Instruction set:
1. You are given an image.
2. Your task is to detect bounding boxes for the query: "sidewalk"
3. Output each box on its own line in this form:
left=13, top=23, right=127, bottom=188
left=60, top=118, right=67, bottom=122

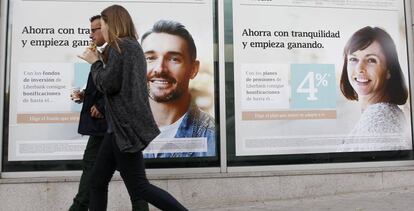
left=193, top=186, right=414, bottom=211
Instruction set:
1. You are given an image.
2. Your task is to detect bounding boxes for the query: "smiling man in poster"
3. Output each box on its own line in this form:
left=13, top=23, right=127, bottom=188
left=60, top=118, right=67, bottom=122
left=141, top=20, right=216, bottom=158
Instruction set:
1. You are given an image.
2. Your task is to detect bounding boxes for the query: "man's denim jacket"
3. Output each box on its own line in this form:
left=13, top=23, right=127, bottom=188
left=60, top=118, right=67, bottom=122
left=144, top=103, right=216, bottom=158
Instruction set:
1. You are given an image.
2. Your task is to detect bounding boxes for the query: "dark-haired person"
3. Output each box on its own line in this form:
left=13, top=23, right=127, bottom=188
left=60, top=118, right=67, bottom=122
left=78, top=5, right=187, bottom=211
left=69, top=15, right=107, bottom=211
left=340, top=26, right=409, bottom=150
left=141, top=20, right=215, bottom=158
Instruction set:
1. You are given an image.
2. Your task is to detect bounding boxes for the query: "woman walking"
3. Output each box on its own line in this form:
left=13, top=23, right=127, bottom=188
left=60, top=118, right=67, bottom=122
left=78, top=4, right=188, bottom=211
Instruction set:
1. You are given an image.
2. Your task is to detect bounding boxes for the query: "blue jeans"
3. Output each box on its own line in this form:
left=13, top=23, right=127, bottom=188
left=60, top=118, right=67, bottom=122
left=89, top=133, right=188, bottom=211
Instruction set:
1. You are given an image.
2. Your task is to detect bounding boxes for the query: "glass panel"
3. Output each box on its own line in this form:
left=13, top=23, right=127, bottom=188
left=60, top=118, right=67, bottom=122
left=2, top=0, right=220, bottom=172
left=226, top=0, right=413, bottom=166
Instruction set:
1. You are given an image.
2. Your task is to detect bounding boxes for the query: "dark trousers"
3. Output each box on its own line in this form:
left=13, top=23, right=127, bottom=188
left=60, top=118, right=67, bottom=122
left=69, top=135, right=149, bottom=211
left=89, top=133, right=188, bottom=211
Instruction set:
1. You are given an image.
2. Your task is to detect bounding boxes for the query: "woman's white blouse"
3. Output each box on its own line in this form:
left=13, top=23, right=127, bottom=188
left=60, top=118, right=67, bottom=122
left=350, top=102, right=406, bottom=136
left=339, top=102, right=409, bottom=152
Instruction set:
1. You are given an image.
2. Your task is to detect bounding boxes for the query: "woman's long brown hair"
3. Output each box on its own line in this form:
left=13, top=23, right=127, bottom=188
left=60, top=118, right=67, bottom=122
left=100, top=5, right=138, bottom=53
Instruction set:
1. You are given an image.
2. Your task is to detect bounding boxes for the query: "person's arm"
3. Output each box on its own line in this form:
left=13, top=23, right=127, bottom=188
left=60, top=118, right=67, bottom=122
left=70, top=89, right=85, bottom=103
left=94, top=95, right=106, bottom=115
left=90, top=105, right=104, bottom=118
left=90, top=48, right=123, bottom=95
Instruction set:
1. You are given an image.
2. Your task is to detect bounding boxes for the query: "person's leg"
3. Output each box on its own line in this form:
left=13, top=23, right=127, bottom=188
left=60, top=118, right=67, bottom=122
left=88, top=134, right=116, bottom=211
left=132, top=199, right=149, bottom=211
left=69, top=135, right=103, bottom=211
left=113, top=144, right=187, bottom=211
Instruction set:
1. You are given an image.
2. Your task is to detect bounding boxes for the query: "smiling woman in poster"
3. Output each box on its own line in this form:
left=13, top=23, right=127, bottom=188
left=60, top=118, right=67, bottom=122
left=339, top=26, right=409, bottom=151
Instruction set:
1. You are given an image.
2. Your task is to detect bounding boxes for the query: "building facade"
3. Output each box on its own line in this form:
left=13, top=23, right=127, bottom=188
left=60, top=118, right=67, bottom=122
left=1, top=0, right=414, bottom=210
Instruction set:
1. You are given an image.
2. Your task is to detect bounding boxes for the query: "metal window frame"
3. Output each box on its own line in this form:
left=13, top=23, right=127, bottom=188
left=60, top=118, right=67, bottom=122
left=0, top=0, right=9, bottom=176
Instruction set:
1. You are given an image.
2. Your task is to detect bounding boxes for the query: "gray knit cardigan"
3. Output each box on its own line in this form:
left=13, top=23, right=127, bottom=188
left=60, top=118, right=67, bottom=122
left=91, top=37, right=160, bottom=153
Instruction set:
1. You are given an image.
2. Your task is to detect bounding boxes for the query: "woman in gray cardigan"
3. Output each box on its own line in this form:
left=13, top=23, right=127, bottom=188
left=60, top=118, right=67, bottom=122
left=78, top=4, right=187, bottom=211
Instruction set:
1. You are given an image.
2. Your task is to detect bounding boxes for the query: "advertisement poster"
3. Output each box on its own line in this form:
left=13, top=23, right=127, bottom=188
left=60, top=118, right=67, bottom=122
left=8, top=0, right=215, bottom=160
left=233, top=0, right=412, bottom=156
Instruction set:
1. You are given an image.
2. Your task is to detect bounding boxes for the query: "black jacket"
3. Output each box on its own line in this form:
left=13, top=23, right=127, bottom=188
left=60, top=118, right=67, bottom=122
left=77, top=73, right=107, bottom=136
left=91, top=37, right=160, bottom=153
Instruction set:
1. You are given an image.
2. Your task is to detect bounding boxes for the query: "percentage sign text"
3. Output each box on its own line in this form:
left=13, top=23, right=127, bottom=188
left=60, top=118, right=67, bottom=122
left=296, top=71, right=323, bottom=101
left=316, top=73, right=329, bottom=87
